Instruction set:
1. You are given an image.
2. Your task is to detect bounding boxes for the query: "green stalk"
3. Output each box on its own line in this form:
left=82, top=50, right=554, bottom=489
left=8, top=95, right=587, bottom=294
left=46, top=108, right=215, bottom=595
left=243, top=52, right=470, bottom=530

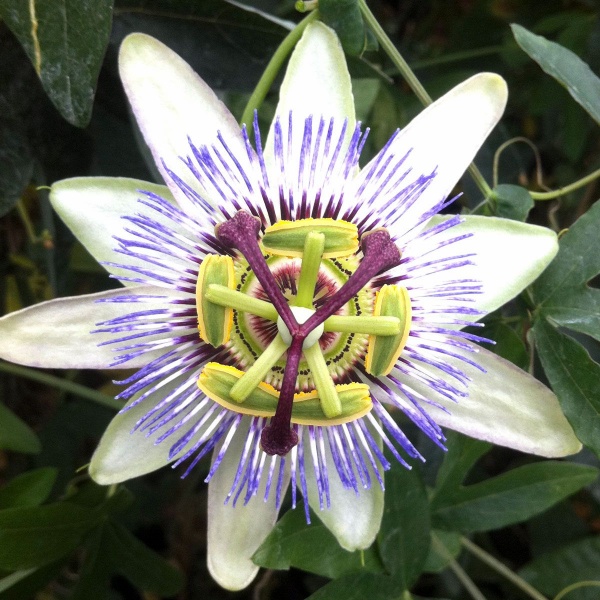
left=431, top=533, right=487, bottom=600
left=554, top=581, right=600, bottom=600
left=240, top=9, right=320, bottom=133
left=461, top=537, right=549, bottom=600
left=0, top=360, right=122, bottom=411
left=358, top=0, right=493, bottom=199
left=529, top=167, right=600, bottom=200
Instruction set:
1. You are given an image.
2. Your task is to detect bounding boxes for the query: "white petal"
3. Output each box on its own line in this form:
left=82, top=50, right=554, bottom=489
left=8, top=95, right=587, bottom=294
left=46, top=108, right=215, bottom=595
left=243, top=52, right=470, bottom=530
left=398, top=347, right=581, bottom=457
left=50, top=177, right=175, bottom=283
left=119, top=33, right=245, bottom=215
left=264, top=21, right=355, bottom=185
left=90, top=371, right=209, bottom=483
left=269, top=21, right=355, bottom=131
left=421, top=215, right=559, bottom=321
left=0, top=286, right=174, bottom=369
left=304, top=428, right=384, bottom=551
left=352, top=73, right=507, bottom=236
left=207, top=421, right=286, bottom=591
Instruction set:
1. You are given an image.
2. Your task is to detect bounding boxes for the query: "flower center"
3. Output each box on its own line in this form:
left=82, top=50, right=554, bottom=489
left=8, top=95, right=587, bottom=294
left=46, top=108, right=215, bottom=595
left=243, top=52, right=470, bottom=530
left=196, top=210, right=411, bottom=456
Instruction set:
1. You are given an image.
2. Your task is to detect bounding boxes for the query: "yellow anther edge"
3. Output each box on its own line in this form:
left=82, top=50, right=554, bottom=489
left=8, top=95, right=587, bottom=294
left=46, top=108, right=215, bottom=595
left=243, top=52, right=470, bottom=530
left=196, top=255, right=235, bottom=347
left=365, top=285, right=412, bottom=376
left=261, top=218, right=359, bottom=258
left=198, top=362, right=373, bottom=425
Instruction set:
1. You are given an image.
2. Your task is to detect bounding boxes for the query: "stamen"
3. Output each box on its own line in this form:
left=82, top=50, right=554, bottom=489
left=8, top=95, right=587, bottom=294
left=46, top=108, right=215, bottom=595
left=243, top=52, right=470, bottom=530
left=295, top=231, right=325, bottom=308
left=303, top=344, right=342, bottom=418
left=324, top=315, right=401, bottom=336
left=230, top=334, right=289, bottom=402
left=205, top=284, right=278, bottom=321
left=301, top=228, right=402, bottom=334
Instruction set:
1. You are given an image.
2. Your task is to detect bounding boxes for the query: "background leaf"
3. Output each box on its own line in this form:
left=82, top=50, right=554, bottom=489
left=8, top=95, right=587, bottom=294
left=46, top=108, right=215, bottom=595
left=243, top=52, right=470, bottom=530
left=533, top=200, right=600, bottom=342
left=0, top=468, right=57, bottom=509
left=491, top=184, right=534, bottom=221
left=378, top=465, right=430, bottom=587
left=520, top=536, right=600, bottom=600
left=253, top=506, right=383, bottom=578
left=0, top=0, right=114, bottom=127
left=512, top=24, right=600, bottom=125
left=0, top=503, right=101, bottom=570
left=108, top=522, right=184, bottom=595
left=0, top=402, right=40, bottom=454
left=533, top=319, right=600, bottom=458
left=432, top=462, right=598, bottom=533
left=307, top=572, right=405, bottom=600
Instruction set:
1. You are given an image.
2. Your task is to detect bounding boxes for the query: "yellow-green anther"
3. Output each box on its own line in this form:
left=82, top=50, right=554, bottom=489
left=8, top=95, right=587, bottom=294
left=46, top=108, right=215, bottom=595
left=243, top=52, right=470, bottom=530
left=303, top=343, right=342, bottom=418
left=261, top=218, right=359, bottom=258
left=196, top=255, right=235, bottom=347
left=365, top=285, right=412, bottom=376
left=295, top=231, right=325, bottom=308
left=230, top=334, right=289, bottom=402
left=198, top=363, right=372, bottom=425
left=205, top=284, right=278, bottom=321
left=324, top=315, right=401, bottom=336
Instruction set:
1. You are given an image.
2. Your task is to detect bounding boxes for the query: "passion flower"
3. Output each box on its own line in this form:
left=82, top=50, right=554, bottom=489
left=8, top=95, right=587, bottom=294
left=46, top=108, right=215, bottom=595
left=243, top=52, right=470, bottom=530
left=0, top=22, right=579, bottom=591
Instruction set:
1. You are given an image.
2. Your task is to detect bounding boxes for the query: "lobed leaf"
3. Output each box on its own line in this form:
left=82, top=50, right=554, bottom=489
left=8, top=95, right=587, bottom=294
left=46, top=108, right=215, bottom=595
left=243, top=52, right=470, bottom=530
left=533, top=200, right=600, bottom=343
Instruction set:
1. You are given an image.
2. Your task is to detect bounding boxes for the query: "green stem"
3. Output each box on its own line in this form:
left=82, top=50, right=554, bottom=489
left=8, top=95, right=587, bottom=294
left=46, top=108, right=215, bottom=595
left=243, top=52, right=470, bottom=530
left=431, top=534, right=487, bottom=600
left=15, top=199, right=39, bottom=244
left=529, top=167, right=600, bottom=200
left=461, top=537, right=549, bottom=600
left=358, top=0, right=493, bottom=199
left=553, top=581, right=600, bottom=600
left=240, top=9, right=320, bottom=133
left=0, top=360, right=122, bottom=411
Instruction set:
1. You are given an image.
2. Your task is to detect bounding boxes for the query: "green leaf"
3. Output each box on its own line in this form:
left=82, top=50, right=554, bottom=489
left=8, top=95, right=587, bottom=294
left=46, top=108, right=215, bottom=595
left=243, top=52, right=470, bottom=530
left=252, top=506, right=383, bottom=578
left=483, top=320, right=529, bottom=370
left=319, top=0, right=372, bottom=56
left=0, top=468, right=57, bottom=509
left=533, top=200, right=600, bottom=342
left=0, top=503, right=101, bottom=569
left=424, top=530, right=462, bottom=573
left=0, top=0, right=113, bottom=127
left=431, top=432, right=491, bottom=502
left=108, top=522, right=184, bottom=595
left=533, top=319, right=600, bottom=458
left=68, top=521, right=183, bottom=599
left=491, top=184, right=534, bottom=221
left=432, top=461, right=597, bottom=533
left=0, top=109, right=33, bottom=217
left=520, top=536, right=600, bottom=600
left=0, top=559, right=67, bottom=600
left=113, top=0, right=287, bottom=92
left=511, top=24, right=600, bottom=126
left=0, top=402, right=41, bottom=454
left=378, top=466, right=430, bottom=587
left=69, top=526, right=112, bottom=600
left=307, top=572, right=405, bottom=600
